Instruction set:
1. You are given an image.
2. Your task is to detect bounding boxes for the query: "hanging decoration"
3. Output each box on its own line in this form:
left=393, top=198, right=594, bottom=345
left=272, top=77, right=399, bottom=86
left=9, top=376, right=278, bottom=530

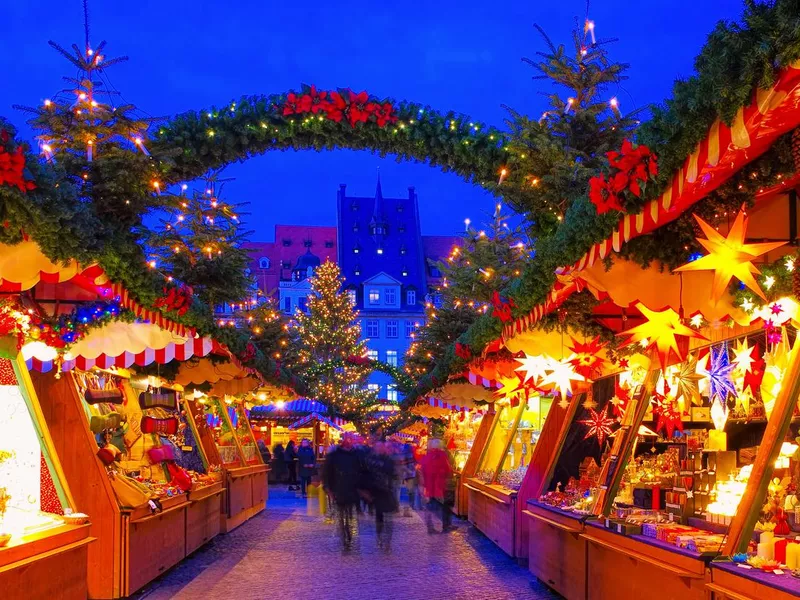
left=0, top=130, right=36, bottom=193
left=669, top=354, right=704, bottom=408
left=515, top=352, right=552, bottom=385
left=742, top=343, right=765, bottom=395
left=674, top=210, right=786, bottom=303
left=490, top=291, right=516, bottom=322
left=708, top=343, right=737, bottom=404
left=619, top=302, right=706, bottom=368
left=153, top=283, right=193, bottom=316
left=541, top=357, right=585, bottom=408
left=588, top=139, right=658, bottom=215
left=610, top=379, right=631, bottom=418
left=578, top=404, right=616, bottom=447
left=567, top=336, right=607, bottom=379
left=761, top=330, right=789, bottom=419
left=654, top=397, right=684, bottom=439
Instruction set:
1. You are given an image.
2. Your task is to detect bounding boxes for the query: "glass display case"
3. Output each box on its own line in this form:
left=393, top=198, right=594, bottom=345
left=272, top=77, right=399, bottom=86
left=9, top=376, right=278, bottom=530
left=227, top=400, right=262, bottom=465
left=445, top=411, right=483, bottom=473
left=199, top=396, right=244, bottom=468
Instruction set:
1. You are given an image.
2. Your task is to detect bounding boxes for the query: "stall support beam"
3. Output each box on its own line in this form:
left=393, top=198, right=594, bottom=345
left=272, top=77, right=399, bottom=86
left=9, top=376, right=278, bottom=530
left=723, top=334, right=800, bottom=555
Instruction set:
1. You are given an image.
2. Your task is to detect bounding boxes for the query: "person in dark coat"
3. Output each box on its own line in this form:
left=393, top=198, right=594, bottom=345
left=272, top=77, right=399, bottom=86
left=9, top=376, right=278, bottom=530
left=322, top=435, right=364, bottom=550
left=365, top=441, right=399, bottom=550
left=285, top=440, right=298, bottom=490
left=272, top=443, right=286, bottom=483
left=257, top=439, right=271, bottom=466
left=297, top=438, right=316, bottom=498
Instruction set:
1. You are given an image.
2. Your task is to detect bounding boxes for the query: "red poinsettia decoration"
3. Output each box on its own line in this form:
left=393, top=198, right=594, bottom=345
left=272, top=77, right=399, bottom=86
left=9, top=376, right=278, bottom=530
left=0, top=311, right=26, bottom=350
left=0, top=130, right=36, bottom=193
left=589, top=139, right=657, bottom=215
left=346, top=354, right=371, bottom=366
left=455, top=343, right=472, bottom=360
left=568, top=336, right=607, bottom=379
left=239, top=342, right=256, bottom=364
left=153, top=283, right=193, bottom=316
left=491, top=291, right=516, bottom=323
left=280, top=87, right=398, bottom=129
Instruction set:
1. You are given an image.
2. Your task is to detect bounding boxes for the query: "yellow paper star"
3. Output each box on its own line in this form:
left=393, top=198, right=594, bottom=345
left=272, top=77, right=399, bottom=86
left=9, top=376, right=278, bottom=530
left=674, top=210, right=786, bottom=302
left=541, top=356, right=585, bottom=401
left=515, top=353, right=551, bottom=385
left=731, top=339, right=757, bottom=374
left=621, top=303, right=706, bottom=368
left=761, top=331, right=789, bottom=418
left=669, top=354, right=704, bottom=407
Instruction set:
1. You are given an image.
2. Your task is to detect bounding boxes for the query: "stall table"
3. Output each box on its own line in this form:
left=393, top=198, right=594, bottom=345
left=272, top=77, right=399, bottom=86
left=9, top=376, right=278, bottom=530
left=709, top=561, right=800, bottom=600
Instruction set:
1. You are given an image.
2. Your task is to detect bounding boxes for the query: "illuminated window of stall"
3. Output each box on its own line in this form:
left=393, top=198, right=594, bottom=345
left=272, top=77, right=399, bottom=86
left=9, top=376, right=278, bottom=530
left=230, top=401, right=261, bottom=465
left=474, top=401, right=523, bottom=486
left=495, top=393, right=552, bottom=491
left=201, top=397, right=244, bottom=467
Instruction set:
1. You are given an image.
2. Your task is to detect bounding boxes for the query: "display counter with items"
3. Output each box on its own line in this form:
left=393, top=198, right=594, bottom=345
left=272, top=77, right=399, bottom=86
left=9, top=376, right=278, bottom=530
left=184, top=394, right=267, bottom=532
left=465, top=392, right=556, bottom=556
left=0, top=351, right=92, bottom=600
left=228, top=398, right=269, bottom=512
left=443, top=408, right=488, bottom=517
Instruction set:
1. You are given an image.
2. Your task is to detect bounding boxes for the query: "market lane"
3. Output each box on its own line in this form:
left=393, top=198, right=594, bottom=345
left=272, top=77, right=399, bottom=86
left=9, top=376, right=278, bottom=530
left=133, top=488, right=560, bottom=600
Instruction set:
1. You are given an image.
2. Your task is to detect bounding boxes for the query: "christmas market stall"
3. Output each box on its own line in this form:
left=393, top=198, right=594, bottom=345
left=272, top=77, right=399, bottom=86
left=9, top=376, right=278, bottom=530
left=250, top=399, right=340, bottom=459
left=177, top=359, right=269, bottom=533
left=0, top=336, right=92, bottom=600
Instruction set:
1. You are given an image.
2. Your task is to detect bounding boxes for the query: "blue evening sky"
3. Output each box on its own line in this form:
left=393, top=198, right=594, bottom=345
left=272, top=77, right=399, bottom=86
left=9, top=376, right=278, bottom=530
left=2, top=1, right=741, bottom=239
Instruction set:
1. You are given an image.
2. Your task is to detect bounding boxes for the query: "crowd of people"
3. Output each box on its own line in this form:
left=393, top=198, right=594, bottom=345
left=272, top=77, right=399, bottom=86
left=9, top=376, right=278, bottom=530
left=260, top=433, right=457, bottom=551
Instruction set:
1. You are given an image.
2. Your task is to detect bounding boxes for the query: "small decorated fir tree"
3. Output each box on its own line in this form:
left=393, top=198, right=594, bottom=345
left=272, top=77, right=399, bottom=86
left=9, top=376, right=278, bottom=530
left=295, top=261, right=375, bottom=418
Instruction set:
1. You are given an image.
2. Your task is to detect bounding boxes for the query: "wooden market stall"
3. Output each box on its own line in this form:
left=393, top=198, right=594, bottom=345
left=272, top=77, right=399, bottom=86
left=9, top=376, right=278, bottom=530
left=0, top=347, right=93, bottom=600
left=250, top=399, right=337, bottom=460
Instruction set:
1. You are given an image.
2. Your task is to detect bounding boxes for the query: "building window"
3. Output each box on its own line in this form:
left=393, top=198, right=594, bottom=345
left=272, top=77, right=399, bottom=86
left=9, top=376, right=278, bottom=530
left=281, top=260, right=291, bottom=269
left=325, top=240, right=334, bottom=248
left=298, top=297, right=308, bottom=313
left=259, top=257, right=270, bottom=269
left=347, top=289, right=357, bottom=305
left=351, top=201, right=358, bottom=211
left=384, top=288, right=396, bottom=305
left=397, top=202, right=404, bottom=212
left=283, top=297, right=292, bottom=313
left=368, top=289, right=380, bottom=304
left=405, top=320, right=417, bottom=338
left=366, top=320, right=379, bottom=338
left=386, top=350, right=398, bottom=367
left=401, top=267, right=408, bottom=277
left=304, top=239, right=312, bottom=248
left=433, top=293, right=443, bottom=308
left=353, top=246, right=360, bottom=254
left=282, top=239, right=292, bottom=247
left=368, top=383, right=380, bottom=396
left=387, top=384, right=398, bottom=402
left=367, top=349, right=378, bottom=361
left=407, top=290, right=416, bottom=306
left=399, top=245, right=407, bottom=255
left=398, top=224, right=406, bottom=233
left=429, top=265, right=441, bottom=278
left=386, top=320, right=398, bottom=338
left=354, top=266, right=361, bottom=276
left=353, top=223, right=359, bottom=232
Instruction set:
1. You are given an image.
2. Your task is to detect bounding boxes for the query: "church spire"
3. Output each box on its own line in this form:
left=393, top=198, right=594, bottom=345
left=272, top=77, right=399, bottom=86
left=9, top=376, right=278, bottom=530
left=373, top=168, right=385, bottom=223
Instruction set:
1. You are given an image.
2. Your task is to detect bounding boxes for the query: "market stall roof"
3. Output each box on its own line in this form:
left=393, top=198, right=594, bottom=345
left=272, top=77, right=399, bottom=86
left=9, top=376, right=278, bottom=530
left=288, top=412, right=346, bottom=431
left=250, top=399, right=329, bottom=417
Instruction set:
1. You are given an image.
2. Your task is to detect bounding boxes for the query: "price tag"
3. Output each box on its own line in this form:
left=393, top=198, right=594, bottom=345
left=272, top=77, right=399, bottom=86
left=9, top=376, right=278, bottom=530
left=774, top=570, right=785, bottom=575
left=182, top=446, right=193, bottom=452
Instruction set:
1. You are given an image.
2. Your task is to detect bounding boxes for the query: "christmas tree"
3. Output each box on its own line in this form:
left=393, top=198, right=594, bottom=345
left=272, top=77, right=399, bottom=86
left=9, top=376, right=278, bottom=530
left=146, top=171, right=254, bottom=309
left=239, top=298, right=300, bottom=365
left=502, top=20, right=640, bottom=235
left=295, top=261, right=375, bottom=418
left=15, top=34, right=165, bottom=233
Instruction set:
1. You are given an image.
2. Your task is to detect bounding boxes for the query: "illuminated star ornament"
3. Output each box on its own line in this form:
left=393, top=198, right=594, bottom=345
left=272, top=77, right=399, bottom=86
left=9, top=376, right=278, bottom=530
left=674, top=209, right=786, bottom=303
left=610, top=380, right=631, bottom=418
left=708, top=343, right=737, bottom=403
left=515, top=353, right=551, bottom=385
left=654, top=398, right=684, bottom=439
left=731, top=339, right=758, bottom=374
left=567, top=336, right=607, bottom=379
left=620, top=302, right=706, bottom=368
left=541, top=357, right=585, bottom=408
left=670, top=354, right=704, bottom=407
left=579, top=405, right=616, bottom=447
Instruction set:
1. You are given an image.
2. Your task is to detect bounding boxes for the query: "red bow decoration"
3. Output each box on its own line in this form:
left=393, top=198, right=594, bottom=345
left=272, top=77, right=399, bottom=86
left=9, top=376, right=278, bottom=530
left=153, top=283, right=193, bottom=315
left=281, top=88, right=398, bottom=129
left=491, top=291, right=515, bottom=323
left=455, top=343, right=472, bottom=360
left=589, top=139, right=657, bottom=215
left=0, top=131, right=36, bottom=193
left=239, top=342, right=256, bottom=364
left=346, top=354, right=371, bottom=366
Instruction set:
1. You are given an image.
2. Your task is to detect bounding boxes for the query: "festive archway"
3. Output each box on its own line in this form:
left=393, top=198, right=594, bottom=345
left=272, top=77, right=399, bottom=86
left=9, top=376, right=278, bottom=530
left=153, top=86, right=527, bottom=204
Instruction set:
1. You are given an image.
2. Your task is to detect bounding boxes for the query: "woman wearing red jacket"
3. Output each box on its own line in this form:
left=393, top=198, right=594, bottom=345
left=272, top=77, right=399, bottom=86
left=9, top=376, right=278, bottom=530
left=420, top=438, right=454, bottom=533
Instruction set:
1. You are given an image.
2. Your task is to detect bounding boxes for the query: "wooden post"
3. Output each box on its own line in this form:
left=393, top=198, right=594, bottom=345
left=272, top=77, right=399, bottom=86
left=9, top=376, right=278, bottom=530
left=593, top=367, right=661, bottom=517
left=723, top=335, right=800, bottom=554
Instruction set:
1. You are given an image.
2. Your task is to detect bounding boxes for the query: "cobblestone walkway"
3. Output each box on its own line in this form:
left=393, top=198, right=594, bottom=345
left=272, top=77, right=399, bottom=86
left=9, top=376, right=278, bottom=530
left=134, top=487, right=560, bottom=600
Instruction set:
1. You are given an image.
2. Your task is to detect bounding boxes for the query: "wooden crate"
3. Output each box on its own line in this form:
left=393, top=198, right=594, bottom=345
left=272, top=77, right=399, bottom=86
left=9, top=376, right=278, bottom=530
left=0, top=524, right=93, bottom=600
left=465, top=479, right=517, bottom=556
left=186, top=483, right=223, bottom=556
left=126, top=501, right=187, bottom=595
left=525, top=505, right=587, bottom=600
left=708, top=565, right=799, bottom=600
left=582, top=526, right=707, bottom=600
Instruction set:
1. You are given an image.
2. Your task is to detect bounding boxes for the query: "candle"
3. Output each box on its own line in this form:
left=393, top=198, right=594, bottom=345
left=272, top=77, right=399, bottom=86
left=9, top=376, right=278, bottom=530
left=775, top=539, right=788, bottom=564
left=757, top=541, right=774, bottom=561
left=761, top=531, right=774, bottom=544
left=787, top=543, right=800, bottom=569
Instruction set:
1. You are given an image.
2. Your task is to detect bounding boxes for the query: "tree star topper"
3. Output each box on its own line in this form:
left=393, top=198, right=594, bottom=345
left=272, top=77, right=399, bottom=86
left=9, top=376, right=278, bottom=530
left=674, top=210, right=786, bottom=302
left=620, top=302, right=706, bottom=368
left=578, top=404, right=616, bottom=447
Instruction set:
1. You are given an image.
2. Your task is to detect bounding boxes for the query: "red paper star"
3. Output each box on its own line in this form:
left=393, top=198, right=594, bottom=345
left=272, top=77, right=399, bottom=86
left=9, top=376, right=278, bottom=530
left=654, top=399, right=684, bottom=439
left=610, top=381, right=631, bottom=418
left=578, top=405, right=616, bottom=447
left=771, top=303, right=784, bottom=316
left=617, top=358, right=629, bottom=369
left=568, top=336, right=607, bottom=379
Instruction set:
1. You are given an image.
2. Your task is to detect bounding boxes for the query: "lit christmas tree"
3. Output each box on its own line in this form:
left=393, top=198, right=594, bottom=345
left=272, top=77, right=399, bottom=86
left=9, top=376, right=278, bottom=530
left=239, top=298, right=300, bottom=365
left=295, top=261, right=375, bottom=418
left=146, top=171, right=254, bottom=309
left=15, top=35, right=165, bottom=232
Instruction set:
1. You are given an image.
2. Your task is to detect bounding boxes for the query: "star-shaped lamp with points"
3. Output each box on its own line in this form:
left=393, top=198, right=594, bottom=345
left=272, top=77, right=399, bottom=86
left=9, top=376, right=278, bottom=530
left=619, top=302, right=706, bottom=369
left=674, top=209, right=785, bottom=303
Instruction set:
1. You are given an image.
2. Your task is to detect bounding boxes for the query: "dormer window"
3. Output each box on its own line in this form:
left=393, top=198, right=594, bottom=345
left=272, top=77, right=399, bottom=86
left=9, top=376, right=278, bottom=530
left=282, top=239, right=292, bottom=247
left=397, top=203, right=404, bottom=212
left=351, top=201, right=358, bottom=211
left=325, top=240, right=334, bottom=248
left=401, top=267, right=408, bottom=277
left=399, top=245, right=407, bottom=255
left=353, top=223, right=359, bottom=232
left=398, top=224, right=406, bottom=233
left=377, top=247, right=383, bottom=255
left=354, top=266, right=361, bottom=276
left=304, top=239, right=312, bottom=248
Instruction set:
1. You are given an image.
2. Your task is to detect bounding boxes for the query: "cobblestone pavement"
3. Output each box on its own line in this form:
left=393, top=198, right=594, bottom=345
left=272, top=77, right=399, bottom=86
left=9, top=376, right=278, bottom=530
left=134, top=487, right=560, bottom=600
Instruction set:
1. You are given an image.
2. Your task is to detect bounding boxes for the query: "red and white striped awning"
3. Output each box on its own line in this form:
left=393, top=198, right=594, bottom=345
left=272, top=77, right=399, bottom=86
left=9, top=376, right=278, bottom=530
left=464, top=371, right=503, bottom=389
left=426, top=397, right=470, bottom=413
left=26, top=336, right=214, bottom=373
left=112, top=283, right=192, bottom=338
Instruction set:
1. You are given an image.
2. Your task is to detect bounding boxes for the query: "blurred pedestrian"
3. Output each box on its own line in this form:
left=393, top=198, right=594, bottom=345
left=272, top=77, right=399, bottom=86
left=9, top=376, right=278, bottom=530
left=366, top=441, right=399, bottom=550
left=420, top=438, right=453, bottom=533
left=322, top=435, right=363, bottom=550
left=272, top=443, right=286, bottom=483
left=297, top=438, right=316, bottom=498
left=257, top=439, right=271, bottom=465
left=285, top=440, right=298, bottom=490
left=397, top=442, right=417, bottom=516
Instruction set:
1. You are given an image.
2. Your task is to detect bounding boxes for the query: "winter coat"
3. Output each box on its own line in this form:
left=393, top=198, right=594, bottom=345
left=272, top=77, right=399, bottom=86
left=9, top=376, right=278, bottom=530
left=365, top=452, right=399, bottom=514
left=297, top=446, right=316, bottom=478
left=322, top=447, right=364, bottom=506
left=420, top=448, right=452, bottom=501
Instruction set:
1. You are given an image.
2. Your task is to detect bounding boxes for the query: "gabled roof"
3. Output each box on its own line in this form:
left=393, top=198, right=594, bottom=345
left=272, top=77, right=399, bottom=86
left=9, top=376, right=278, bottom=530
left=361, top=271, right=402, bottom=286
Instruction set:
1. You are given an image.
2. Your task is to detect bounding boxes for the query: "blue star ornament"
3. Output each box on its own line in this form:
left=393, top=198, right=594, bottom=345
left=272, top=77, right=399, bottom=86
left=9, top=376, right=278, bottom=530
left=708, top=343, right=737, bottom=403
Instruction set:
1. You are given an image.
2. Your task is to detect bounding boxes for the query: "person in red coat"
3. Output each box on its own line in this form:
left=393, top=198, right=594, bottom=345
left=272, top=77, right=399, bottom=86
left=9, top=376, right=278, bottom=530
left=420, top=438, right=454, bottom=533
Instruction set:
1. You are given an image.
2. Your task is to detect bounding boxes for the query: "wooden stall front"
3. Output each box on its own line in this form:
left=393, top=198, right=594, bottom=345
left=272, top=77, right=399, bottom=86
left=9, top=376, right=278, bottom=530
left=0, top=350, right=92, bottom=600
